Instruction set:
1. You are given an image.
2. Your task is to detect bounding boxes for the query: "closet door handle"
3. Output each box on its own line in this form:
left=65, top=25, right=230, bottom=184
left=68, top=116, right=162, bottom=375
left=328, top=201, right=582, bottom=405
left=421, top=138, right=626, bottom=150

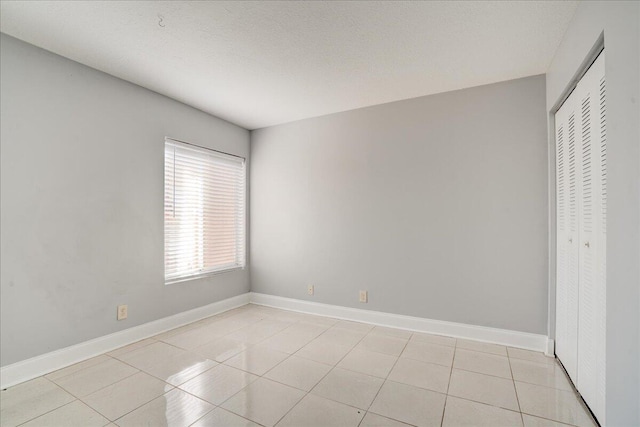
left=584, top=241, right=590, bottom=248
left=569, top=238, right=573, bottom=243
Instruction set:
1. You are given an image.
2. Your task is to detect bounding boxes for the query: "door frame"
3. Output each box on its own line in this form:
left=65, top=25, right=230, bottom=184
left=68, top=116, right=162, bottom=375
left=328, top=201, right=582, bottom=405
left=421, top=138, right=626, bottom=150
left=547, top=32, right=604, bottom=354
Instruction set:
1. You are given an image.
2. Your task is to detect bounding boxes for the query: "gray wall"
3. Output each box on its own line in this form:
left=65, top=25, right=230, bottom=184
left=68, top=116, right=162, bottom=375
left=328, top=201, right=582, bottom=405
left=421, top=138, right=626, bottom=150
left=251, top=75, right=549, bottom=335
left=545, top=2, right=640, bottom=425
left=0, top=34, right=250, bottom=366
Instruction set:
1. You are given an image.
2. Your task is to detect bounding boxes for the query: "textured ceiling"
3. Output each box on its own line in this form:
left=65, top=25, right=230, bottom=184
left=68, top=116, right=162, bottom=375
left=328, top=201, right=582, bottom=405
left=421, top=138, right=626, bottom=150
left=0, top=1, right=578, bottom=130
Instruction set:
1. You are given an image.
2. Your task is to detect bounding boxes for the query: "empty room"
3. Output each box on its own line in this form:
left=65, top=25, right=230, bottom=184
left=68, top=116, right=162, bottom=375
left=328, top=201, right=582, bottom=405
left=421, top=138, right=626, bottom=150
left=0, top=1, right=638, bottom=426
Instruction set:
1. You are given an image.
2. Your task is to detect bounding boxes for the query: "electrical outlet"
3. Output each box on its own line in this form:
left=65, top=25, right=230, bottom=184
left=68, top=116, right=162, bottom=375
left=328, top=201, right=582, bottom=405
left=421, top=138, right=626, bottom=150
left=308, top=284, right=314, bottom=295
left=359, top=290, right=368, bottom=303
left=117, top=304, right=128, bottom=320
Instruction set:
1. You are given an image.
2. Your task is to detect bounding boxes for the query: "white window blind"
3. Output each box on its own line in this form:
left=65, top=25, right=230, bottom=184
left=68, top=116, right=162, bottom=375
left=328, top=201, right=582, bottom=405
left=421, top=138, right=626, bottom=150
left=164, top=138, right=246, bottom=283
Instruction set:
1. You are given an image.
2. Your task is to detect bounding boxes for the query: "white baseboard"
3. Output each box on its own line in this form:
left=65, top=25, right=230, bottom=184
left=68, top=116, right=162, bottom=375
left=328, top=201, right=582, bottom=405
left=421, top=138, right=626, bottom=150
left=545, top=338, right=556, bottom=357
left=2, top=291, right=551, bottom=389
left=250, top=292, right=549, bottom=353
left=0, top=293, right=250, bottom=389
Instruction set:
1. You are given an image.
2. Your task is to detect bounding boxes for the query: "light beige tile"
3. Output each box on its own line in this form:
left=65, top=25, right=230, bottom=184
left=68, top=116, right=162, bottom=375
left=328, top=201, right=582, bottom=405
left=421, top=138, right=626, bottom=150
left=283, top=322, right=330, bottom=338
left=221, top=378, right=305, bottom=427
left=410, top=332, right=456, bottom=347
left=11, top=313, right=597, bottom=427
left=369, top=326, right=412, bottom=339
left=295, top=339, right=353, bottom=366
left=191, top=407, right=261, bottom=427
left=115, top=341, right=185, bottom=369
left=276, top=394, right=365, bottom=427
left=190, top=315, right=222, bottom=328
left=209, top=312, right=247, bottom=326
left=338, top=348, right=397, bottom=378
left=295, top=313, right=332, bottom=324
left=245, top=305, right=280, bottom=316
left=360, top=412, right=413, bottom=427
left=83, top=372, right=171, bottom=421
left=311, top=367, right=384, bottom=410
left=508, top=348, right=556, bottom=365
left=221, top=327, right=270, bottom=345
left=107, top=338, right=156, bottom=358
left=209, top=310, right=259, bottom=325
left=333, top=320, right=374, bottom=333
left=195, top=337, right=252, bottom=362
left=453, top=349, right=512, bottom=379
left=318, top=328, right=367, bottom=347
left=401, top=341, right=455, bottom=367
left=387, top=358, right=450, bottom=393
left=225, top=319, right=292, bottom=344
left=510, top=358, right=573, bottom=390
left=516, top=381, right=596, bottom=427
left=136, top=351, right=217, bottom=386
left=213, top=307, right=245, bottom=318
left=161, top=324, right=224, bottom=350
left=448, top=369, right=519, bottom=411
left=522, top=414, right=578, bottom=427
left=0, top=377, right=74, bottom=427
left=152, top=323, right=201, bottom=342
left=226, top=304, right=262, bottom=316
left=300, top=316, right=339, bottom=328
left=21, top=400, right=109, bottom=427
left=200, top=316, right=260, bottom=337
left=261, top=331, right=315, bottom=354
left=442, top=396, right=523, bottom=427
left=179, top=364, right=258, bottom=405
left=51, top=358, right=138, bottom=397
left=45, top=355, right=111, bottom=381
left=215, top=306, right=268, bottom=326
left=456, top=339, right=508, bottom=356
left=265, top=310, right=312, bottom=324
left=224, top=345, right=289, bottom=376
left=264, top=355, right=331, bottom=391
left=369, top=381, right=446, bottom=427
left=115, top=388, right=213, bottom=427
left=356, top=334, right=408, bottom=357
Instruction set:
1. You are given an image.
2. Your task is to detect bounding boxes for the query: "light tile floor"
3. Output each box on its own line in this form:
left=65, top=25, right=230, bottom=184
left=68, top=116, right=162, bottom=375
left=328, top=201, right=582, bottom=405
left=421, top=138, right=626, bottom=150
left=1, top=304, right=598, bottom=427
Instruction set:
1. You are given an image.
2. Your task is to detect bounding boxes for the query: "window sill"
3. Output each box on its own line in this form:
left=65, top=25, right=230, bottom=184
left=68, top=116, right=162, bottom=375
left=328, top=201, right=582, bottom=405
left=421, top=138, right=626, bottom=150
left=165, top=266, right=245, bottom=285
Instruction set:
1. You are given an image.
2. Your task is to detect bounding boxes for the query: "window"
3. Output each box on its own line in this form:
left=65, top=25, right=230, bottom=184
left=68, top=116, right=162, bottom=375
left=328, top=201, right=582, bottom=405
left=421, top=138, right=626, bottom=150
left=164, top=138, right=246, bottom=283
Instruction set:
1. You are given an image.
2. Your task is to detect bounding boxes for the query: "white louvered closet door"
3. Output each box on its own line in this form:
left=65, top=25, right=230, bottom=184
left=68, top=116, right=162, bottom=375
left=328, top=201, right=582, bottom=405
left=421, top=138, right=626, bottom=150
left=555, top=51, right=606, bottom=424
left=555, top=86, right=580, bottom=382
left=576, top=52, right=606, bottom=423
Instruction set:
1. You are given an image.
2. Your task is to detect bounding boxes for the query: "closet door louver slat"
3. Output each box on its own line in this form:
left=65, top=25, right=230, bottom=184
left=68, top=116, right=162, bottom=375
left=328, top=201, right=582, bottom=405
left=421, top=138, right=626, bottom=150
left=577, top=85, right=596, bottom=411
left=555, top=51, right=606, bottom=424
left=595, top=72, right=607, bottom=422
left=556, top=105, right=580, bottom=382
left=576, top=53, right=606, bottom=423
left=555, top=122, right=568, bottom=376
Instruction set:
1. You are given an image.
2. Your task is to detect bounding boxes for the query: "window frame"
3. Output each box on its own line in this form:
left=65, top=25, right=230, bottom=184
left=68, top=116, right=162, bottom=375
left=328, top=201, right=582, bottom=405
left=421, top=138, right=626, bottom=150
left=163, top=137, right=247, bottom=285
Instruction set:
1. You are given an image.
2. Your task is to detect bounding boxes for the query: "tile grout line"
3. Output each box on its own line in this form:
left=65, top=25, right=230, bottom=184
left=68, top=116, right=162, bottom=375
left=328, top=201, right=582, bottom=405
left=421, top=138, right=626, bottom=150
left=186, top=405, right=269, bottom=427
left=166, top=311, right=565, bottom=426
left=105, top=311, right=276, bottom=424
left=507, top=352, right=525, bottom=426
left=439, top=337, right=460, bottom=427
left=124, top=308, right=297, bottom=427
left=78, top=369, right=177, bottom=424
left=97, top=309, right=262, bottom=424
left=43, top=355, right=147, bottom=423
left=188, top=311, right=329, bottom=425
left=12, top=385, right=77, bottom=427
left=360, top=329, right=417, bottom=427
left=6, top=306, right=570, bottom=427
left=270, top=322, right=376, bottom=426
left=40, top=357, right=178, bottom=426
